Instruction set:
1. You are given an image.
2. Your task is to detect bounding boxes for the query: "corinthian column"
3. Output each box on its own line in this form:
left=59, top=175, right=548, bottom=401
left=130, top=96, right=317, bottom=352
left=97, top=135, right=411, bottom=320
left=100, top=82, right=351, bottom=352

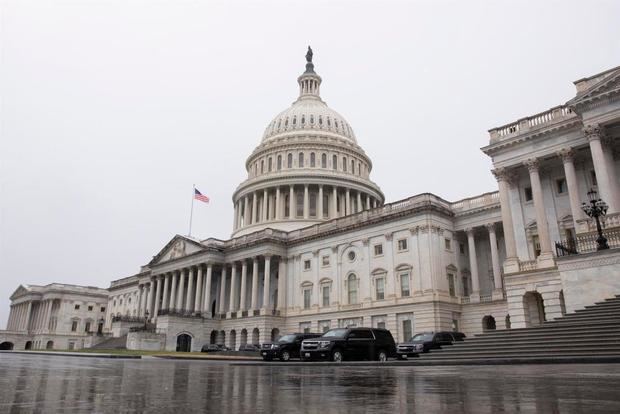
left=229, top=262, right=238, bottom=312
left=169, top=271, right=178, bottom=310
left=162, top=273, right=170, bottom=310
left=524, top=158, right=554, bottom=263
left=303, top=185, right=309, bottom=219
left=194, top=266, right=203, bottom=314
left=465, top=228, right=480, bottom=301
left=585, top=125, right=619, bottom=212
left=486, top=223, right=503, bottom=296
left=239, top=260, right=248, bottom=312
left=153, top=276, right=163, bottom=318
left=218, top=265, right=227, bottom=314
left=492, top=168, right=519, bottom=273
left=251, top=257, right=259, bottom=312
left=558, top=148, right=585, bottom=230
left=177, top=270, right=186, bottom=312
left=262, top=255, right=272, bottom=314
left=275, top=187, right=281, bottom=220
left=277, top=257, right=287, bottom=311
left=203, top=263, right=213, bottom=317
left=318, top=185, right=324, bottom=219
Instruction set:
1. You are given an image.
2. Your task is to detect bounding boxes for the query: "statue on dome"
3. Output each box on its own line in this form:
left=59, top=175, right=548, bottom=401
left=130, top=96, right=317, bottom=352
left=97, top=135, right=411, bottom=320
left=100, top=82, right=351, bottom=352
left=306, top=46, right=313, bottom=63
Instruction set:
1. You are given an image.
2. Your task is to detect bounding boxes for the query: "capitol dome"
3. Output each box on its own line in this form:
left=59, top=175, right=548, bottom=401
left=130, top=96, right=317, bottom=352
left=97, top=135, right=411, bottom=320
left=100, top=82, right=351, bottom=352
left=231, top=47, right=384, bottom=237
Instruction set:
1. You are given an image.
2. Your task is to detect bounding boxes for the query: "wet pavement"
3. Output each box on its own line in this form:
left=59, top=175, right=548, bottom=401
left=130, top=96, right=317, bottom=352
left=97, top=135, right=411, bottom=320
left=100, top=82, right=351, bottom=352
left=1, top=354, right=620, bottom=413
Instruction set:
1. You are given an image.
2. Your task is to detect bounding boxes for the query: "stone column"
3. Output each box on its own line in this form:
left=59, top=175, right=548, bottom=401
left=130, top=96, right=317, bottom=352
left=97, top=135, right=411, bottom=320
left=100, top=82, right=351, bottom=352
left=146, top=281, right=154, bottom=318
left=218, top=265, right=227, bottom=314
left=289, top=185, right=295, bottom=218
left=275, top=187, right=281, bottom=220
left=229, top=262, right=238, bottom=312
left=185, top=268, right=195, bottom=313
left=318, top=185, right=324, bottom=219
left=194, top=266, right=203, bottom=314
left=239, top=260, right=248, bottom=312
left=137, top=285, right=144, bottom=317
left=244, top=195, right=250, bottom=226
left=465, top=228, right=480, bottom=301
left=585, top=125, right=619, bottom=212
left=357, top=192, right=362, bottom=213
left=262, top=189, right=268, bottom=222
left=345, top=189, right=351, bottom=215
left=7, top=305, right=14, bottom=330
left=262, top=255, right=272, bottom=313
left=558, top=148, right=585, bottom=230
left=203, top=264, right=213, bottom=317
left=303, top=185, right=309, bottom=219
left=332, top=187, right=338, bottom=218
left=162, top=273, right=170, bottom=310
left=252, top=192, right=258, bottom=224
left=492, top=168, right=519, bottom=273
left=524, top=158, right=554, bottom=263
left=45, top=299, right=53, bottom=332
left=277, top=257, right=287, bottom=311
left=169, top=271, right=178, bottom=310
left=486, top=223, right=503, bottom=298
left=153, top=276, right=163, bottom=318
left=24, top=302, right=33, bottom=333
left=251, top=257, right=259, bottom=312
left=233, top=202, right=239, bottom=230
left=177, top=270, right=186, bottom=312
left=366, top=194, right=371, bottom=210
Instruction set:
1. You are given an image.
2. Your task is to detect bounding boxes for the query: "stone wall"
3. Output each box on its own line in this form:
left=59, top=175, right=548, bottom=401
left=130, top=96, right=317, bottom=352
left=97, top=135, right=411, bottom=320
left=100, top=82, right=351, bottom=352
left=126, top=332, right=166, bottom=351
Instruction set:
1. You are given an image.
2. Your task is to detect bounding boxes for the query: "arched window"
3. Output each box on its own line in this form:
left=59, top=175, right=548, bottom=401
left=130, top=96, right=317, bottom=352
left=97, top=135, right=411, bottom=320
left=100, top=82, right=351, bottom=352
left=318, top=116, right=323, bottom=125
left=310, top=192, right=317, bottom=217
left=310, top=152, right=316, bottom=167
left=285, top=117, right=289, bottom=127
left=287, top=153, right=293, bottom=168
left=358, top=162, right=361, bottom=175
left=321, top=153, right=327, bottom=168
left=293, top=116, right=297, bottom=126
left=310, top=115, right=314, bottom=124
left=277, top=119, right=281, bottom=130
left=347, top=274, right=358, bottom=304
left=299, top=153, right=304, bottom=168
left=351, top=160, right=354, bottom=173
left=268, top=157, right=272, bottom=172
left=260, top=160, right=264, bottom=174
left=277, top=155, right=282, bottom=171
left=343, top=157, right=347, bottom=172
left=301, top=115, right=306, bottom=125
left=332, top=155, right=337, bottom=170
left=327, top=117, right=331, bottom=127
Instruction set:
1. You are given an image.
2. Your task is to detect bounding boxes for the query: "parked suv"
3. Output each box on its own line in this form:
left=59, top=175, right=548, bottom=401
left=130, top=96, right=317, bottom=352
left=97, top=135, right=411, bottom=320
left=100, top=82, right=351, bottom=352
left=261, top=333, right=322, bottom=361
left=300, top=327, right=397, bottom=362
left=396, top=331, right=466, bottom=359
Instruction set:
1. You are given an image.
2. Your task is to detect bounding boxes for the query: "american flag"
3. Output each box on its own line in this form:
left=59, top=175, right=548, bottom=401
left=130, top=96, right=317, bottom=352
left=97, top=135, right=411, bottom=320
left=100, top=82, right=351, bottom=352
left=194, top=188, right=210, bottom=203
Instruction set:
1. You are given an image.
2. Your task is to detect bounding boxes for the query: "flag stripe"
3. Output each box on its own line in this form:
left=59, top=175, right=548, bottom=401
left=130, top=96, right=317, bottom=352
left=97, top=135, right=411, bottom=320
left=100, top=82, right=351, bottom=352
left=194, top=188, right=210, bottom=203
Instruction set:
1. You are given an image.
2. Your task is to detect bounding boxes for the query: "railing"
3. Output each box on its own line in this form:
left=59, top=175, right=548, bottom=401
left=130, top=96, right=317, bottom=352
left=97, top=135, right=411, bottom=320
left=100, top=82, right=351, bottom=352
left=579, top=213, right=620, bottom=233
left=450, top=191, right=500, bottom=212
left=129, top=323, right=157, bottom=333
left=460, top=297, right=470, bottom=304
left=489, top=105, right=576, bottom=142
left=480, top=294, right=493, bottom=303
left=518, top=259, right=538, bottom=272
left=157, top=309, right=203, bottom=318
left=111, top=316, right=145, bottom=323
left=555, top=228, right=620, bottom=257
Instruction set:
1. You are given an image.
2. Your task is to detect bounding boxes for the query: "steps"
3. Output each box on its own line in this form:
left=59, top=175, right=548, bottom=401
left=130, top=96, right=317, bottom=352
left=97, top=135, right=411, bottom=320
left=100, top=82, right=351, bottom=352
left=89, top=335, right=128, bottom=350
left=417, top=295, right=620, bottom=364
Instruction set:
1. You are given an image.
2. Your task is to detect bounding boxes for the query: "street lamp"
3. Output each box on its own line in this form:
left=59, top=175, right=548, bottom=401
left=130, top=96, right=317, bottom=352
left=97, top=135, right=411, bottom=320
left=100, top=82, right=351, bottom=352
left=144, top=310, right=149, bottom=330
left=581, top=188, right=609, bottom=250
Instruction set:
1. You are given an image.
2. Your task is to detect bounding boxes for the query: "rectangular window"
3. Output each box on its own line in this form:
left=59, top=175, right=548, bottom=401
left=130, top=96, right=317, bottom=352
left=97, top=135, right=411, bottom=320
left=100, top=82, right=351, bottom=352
left=322, top=285, right=330, bottom=307
left=100, top=307, right=106, bottom=312
left=296, top=192, right=304, bottom=217
left=400, top=273, right=411, bottom=297
left=452, top=319, right=459, bottom=332
left=462, top=277, right=470, bottom=297
left=556, top=178, right=567, bottom=194
left=322, top=255, right=330, bottom=266
left=303, top=289, right=311, bottom=309
left=74, top=304, right=80, bottom=310
left=524, top=186, right=533, bottom=202
left=88, top=305, right=93, bottom=311
left=375, top=278, right=385, bottom=300
left=402, top=319, right=412, bottom=342
left=447, top=274, right=456, bottom=297
left=85, top=322, right=91, bottom=332
left=323, top=324, right=330, bottom=333
left=459, top=243, right=465, bottom=254
left=303, top=260, right=311, bottom=271
left=71, top=321, right=78, bottom=332
left=397, top=239, right=408, bottom=251
left=374, top=244, right=383, bottom=256
left=533, top=235, right=541, bottom=257
left=444, top=238, right=451, bottom=250
left=377, top=321, right=386, bottom=329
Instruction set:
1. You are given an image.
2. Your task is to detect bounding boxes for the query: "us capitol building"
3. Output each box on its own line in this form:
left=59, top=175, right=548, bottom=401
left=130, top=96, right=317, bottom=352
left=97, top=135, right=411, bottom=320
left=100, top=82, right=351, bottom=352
left=2, top=50, right=620, bottom=352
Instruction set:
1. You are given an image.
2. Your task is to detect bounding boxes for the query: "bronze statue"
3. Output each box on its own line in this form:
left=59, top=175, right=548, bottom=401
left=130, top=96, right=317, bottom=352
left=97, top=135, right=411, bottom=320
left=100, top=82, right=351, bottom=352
left=306, top=46, right=313, bottom=63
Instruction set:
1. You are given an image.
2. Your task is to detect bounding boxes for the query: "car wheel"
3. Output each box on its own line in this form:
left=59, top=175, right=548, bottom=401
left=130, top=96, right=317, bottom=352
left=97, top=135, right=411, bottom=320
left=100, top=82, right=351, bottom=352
left=377, top=350, right=388, bottom=362
left=332, top=349, right=343, bottom=363
left=280, top=351, right=290, bottom=362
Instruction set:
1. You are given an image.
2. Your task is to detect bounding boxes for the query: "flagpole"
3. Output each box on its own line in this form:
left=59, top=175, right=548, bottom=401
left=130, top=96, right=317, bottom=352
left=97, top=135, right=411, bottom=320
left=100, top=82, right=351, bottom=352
left=188, top=184, right=195, bottom=236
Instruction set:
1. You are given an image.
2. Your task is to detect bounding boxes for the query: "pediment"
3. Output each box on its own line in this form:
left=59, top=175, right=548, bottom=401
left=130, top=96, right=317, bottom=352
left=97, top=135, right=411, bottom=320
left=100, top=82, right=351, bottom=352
left=10, top=285, right=31, bottom=300
left=149, top=235, right=205, bottom=265
left=567, top=67, right=620, bottom=108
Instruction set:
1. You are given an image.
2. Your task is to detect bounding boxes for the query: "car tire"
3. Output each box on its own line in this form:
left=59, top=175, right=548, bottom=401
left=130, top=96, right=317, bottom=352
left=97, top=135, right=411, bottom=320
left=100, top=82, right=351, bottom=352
left=377, top=350, right=388, bottom=362
left=280, top=351, right=290, bottom=362
left=331, top=349, right=343, bottom=363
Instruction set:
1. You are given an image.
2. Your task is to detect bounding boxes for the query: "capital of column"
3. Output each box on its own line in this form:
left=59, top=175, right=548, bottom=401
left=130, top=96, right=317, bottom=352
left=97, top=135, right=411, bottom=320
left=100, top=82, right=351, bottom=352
left=464, top=227, right=476, bottom=236
left=491, top=167, right=516, bottom=184
left=523, top=158, right=540, bottom=173
left=557, top=147, right=575, bottom=163
left=584, top=124, right=605, bottom=142
left=484, top=223, right=496, bottom=234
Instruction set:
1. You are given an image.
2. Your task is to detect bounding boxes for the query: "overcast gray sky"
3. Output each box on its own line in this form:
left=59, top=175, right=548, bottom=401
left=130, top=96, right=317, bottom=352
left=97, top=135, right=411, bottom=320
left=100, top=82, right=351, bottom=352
left=1, top=0, right=619, bottom=328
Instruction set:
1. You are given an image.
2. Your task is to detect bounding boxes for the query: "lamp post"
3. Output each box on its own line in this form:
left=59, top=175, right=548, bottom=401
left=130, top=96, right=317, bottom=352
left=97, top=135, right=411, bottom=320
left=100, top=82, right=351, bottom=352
left=144, top=310, right=149, bottom=330
left=581, top=188, right=609, bottom=250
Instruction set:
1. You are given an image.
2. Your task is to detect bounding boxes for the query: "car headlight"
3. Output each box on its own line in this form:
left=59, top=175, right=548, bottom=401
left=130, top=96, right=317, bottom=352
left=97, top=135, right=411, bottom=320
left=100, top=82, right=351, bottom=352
left=415, top=344, right=423, bottom=350
left=271, top=344, right=280, bottom=349
left=318, top=341, right=331, bottom=349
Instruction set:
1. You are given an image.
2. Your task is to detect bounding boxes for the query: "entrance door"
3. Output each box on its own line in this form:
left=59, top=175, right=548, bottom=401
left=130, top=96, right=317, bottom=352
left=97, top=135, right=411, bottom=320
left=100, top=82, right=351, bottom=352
left=176, top=334, right=192, bottom=352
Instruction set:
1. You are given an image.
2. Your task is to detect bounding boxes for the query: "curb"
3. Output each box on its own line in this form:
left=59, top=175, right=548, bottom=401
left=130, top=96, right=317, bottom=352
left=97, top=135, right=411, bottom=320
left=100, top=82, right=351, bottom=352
left=0, top=350, right=142, bottom=359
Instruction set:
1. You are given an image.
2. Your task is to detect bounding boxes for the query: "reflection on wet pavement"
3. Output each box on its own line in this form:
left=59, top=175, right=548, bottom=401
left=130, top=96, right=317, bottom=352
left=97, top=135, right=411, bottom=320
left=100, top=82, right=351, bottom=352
left=1, top=354, right=620, bottom=413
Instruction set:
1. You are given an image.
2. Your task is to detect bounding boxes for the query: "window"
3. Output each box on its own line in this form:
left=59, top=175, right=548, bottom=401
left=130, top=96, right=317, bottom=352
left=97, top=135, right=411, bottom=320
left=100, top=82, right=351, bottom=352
left=277, top=155, right=282, bottom=170
left=296, top=192, right=304, bottom=217
left=88, top=306, right=93, bottom=311
left=590, top=170, right=597, bottom=186
left=524, top=186, right=533, bottom=202
left=304, top=260, right=311, bottom=270
left=445, top=238, right=451, bottom=250
left=351, top=160, right=354, bottom=173
left=310, top=193, right=317, bottom=217
left=299, top=152, right=304, bottom=168
left=100, top=307, right=106, bottom=312
left=74, top=304, right=80, bottom=310
left=343, top=157, right=347, bottom=172
left=459, top=243, right=465, bottom=254
left=374, top=244, right=383, bottom=256
left=347, top=274, right=358, bottom=304
left=323, top=324, right=330, bottom=333
left=462, top=276, right=470, bottom=297
left=377, top=322, right=386, bottom=329
left=85, top=322, right=91, bottom=332
left=119, top=299, right=122, bottom=305
left=71, top=321, right=78, bottom=332
left=452, top=319, right=460, bottom=332
left=400, top=273, right=411, bottom=297
left=447, top=274, right=456, bottom=297
left=303, top=289, right=311, bottom=309
left=347, top=251, right=356, bottom=261
left=310, top=152, right=316, bottom=167
left=397, top=239, right=408, bottom=251
left=321, top=153, right=327, bottom=168
left=376, top=277, right=385, bottom=300
left=322, top=255, right=330, bottom=266
left=260, top=160, right=264, bottom=174
left=533, top=235, right=541, bottom=257
left=322, top=285, right=330, bottom=307
left=128, top=298, right=131, bottom=304
left=556, top=178, right=567, bottom=194
left=287, top=153, right=293, bottom=168
left=358, top=162, right=361, bottom=176
left=332, top=155, right=337, bottom=170
left=402, top=320, right=413, bottom=342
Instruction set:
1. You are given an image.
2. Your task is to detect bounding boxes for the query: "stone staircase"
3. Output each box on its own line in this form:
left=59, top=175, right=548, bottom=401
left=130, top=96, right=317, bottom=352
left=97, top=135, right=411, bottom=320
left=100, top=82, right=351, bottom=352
left=89, top=334, right=128, bottom=350
left=416, top=295, right=620, bottom=364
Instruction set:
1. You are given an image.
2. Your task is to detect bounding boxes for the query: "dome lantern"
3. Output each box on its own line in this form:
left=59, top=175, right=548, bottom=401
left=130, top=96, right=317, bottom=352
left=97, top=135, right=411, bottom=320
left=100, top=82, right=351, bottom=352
left=297, top=46, right=322, bottom=100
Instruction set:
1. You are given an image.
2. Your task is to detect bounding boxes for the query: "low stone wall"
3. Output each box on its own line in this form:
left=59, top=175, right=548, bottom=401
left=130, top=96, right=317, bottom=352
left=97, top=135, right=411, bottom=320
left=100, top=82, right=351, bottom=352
left=126, top=332, right=166, bottom=351
left=558, top=248, right=620, bottom=313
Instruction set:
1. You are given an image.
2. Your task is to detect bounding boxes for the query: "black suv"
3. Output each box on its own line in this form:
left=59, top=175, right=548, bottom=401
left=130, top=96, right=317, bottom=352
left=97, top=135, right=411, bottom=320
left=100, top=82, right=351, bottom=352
left=261, top=333, right=321, bottom=361
left=300, top=327, right=397, bottom=362
left=396, top=331, right=466, bottom=359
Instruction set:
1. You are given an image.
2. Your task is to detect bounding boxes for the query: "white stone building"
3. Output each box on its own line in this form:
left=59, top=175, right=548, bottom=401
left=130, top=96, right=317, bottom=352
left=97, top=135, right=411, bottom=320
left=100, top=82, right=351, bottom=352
left=2, top=52, right=620, bottom=352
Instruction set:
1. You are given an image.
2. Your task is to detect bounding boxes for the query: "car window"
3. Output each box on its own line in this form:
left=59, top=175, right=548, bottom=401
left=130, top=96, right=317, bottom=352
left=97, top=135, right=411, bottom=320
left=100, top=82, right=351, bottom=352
left=278, top=334, right=298, bottom=343
left=322, top=328, right=348, bottom=338
left=350, top=329, right=373, bottom=339
left=411, top=333, right=433, bottom=342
